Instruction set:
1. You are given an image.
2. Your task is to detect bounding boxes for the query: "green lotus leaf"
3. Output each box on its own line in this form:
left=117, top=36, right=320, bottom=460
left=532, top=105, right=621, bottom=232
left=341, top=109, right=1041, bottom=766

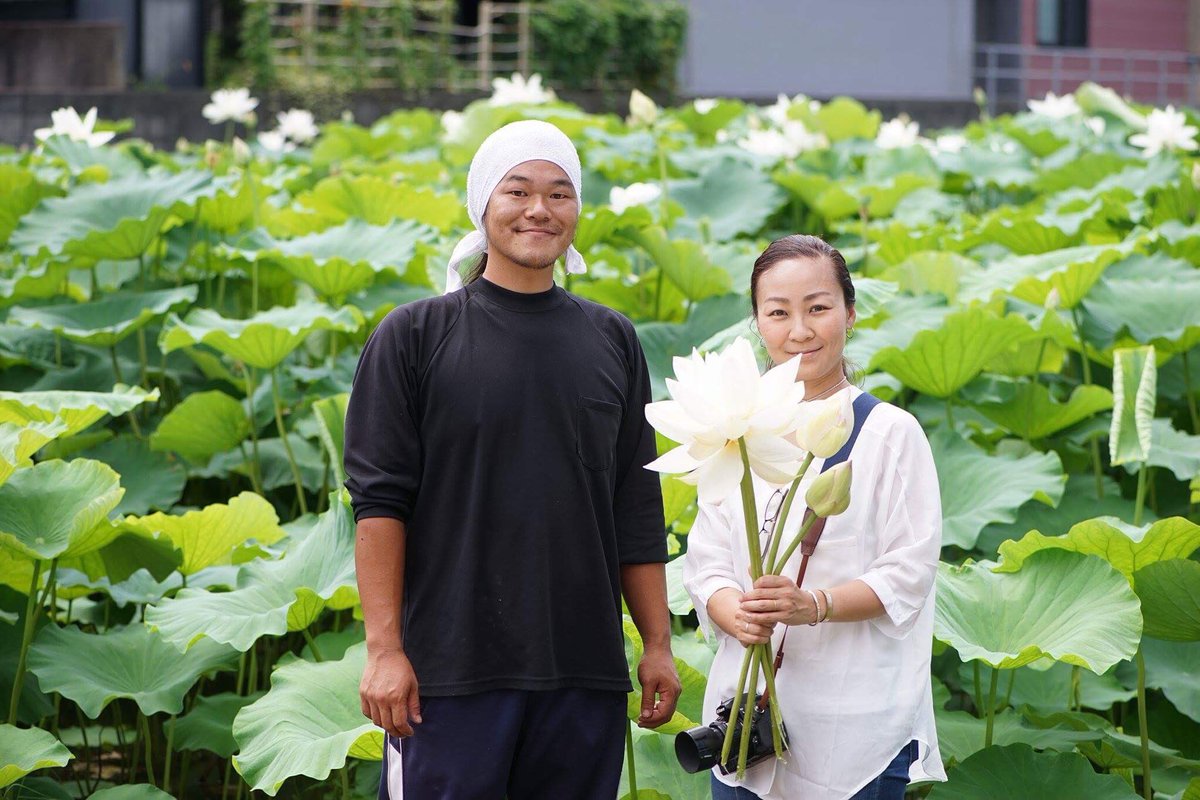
left=11, top=170, right=214, bottom=262
left=872, top=307, right=1039, bottom=398
left=670, top=156, right=787, bottom=241
left=0, top=165, right=63, bottom=247
left=623, top=227, right=731, bottom=303
left=879, top=251, right=983, bottom=303
left=934, top=706, right=1103, bottom=766
left=1003, top=117, right=1070, bottom=157
left=636, top=294, right=748, bottom=397
left=27, top=624, right=236, bottom=718
left=1110, top=345, right=1156, bottom=467
left=622, top=617, right=702, bottom=733
left=160, top=302, right=362, bottom=370
left=1081, top=255, right=1200, bottom=355
left=934, top=550, right=1141, bottom=671
left=812, top=96, right=881, bottom=140
left=617, top=726, right=708, bottom=800
left=986, top=661, right=1135, bottom=715
left=232, top=640, right=382, bottom=795
left=845, top=294, right=952, bottom=370
left=1021, top=705, right=1200, bottom=774
left=0, top=724, right=72, bottom=788
left=89, top=785, right=176, bottom=800
left=312, top=394, right=348, bottom=485
left=0, top=459, right=123, bottom=561
left=936, top=144, right=1037, bottom=189
left=150, top=390, right=250, bottom=464
left=79, top=437, right=185, bottom=517
left=0, top=259, right=79, bottom=309
left=932, top=429, right=1065, bottom=549
left=929, top=743, right=1138, bottom=800
left=195, top=176, right=258, bottom=234
left=145, top=499, right=355, bottom=651
left=219, top=219, right=435, bottom=300
left=203, top=435, right=326, bottom=492
left=292, top=175, right=465, bottom=234
left=1033, top=152, right=1141, bottom=194
left=976, top=474, right=1148, bottom=558
left=39, top=135, right=143, bottom=179
left=970, top=380, right=1113, bottom=440
left=980, top=212, right=1078, bottom=255
left=70, top=530, right=182, bottom=584
left=673, top=99, right=745, bottom=142
left=1134, top=560, right=1200, bottom=642
left=9, top=286, right=198, bottom=348
left=959, top=241, right=1134, bottom=308
left=170, top=691, right=265, bottom=758
left=0, top=420, right=68, bottom=487
left=1075, top=81, right=1148, bottom=130
left=995, top=516, right=1200, bottom=584
left=0, top=385, right=158, bottom=437
left=123, top=491, right=284, bottom=576
left=1155, top=219, right=1200, bottom=263
left=775, top=170, right=935, bottom=223
left=1121, top=418, right=1200, bottom=483
left=1141, top=638, right=1200, bottom=723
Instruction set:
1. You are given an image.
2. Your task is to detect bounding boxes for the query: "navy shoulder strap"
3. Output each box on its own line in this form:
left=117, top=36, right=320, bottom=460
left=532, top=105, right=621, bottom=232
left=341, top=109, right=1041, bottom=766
left=818, top=392, right=881, bottom=474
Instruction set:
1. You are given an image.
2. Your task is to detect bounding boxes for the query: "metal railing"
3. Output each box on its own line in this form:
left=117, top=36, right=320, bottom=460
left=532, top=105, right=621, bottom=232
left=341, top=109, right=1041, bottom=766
left=975, top=42, right=1200, bottom=113
left=252, top=0, right=531, bottom=91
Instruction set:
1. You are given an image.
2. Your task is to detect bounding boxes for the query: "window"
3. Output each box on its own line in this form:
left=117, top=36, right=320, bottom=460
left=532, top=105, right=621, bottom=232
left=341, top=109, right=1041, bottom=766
left=1037, top=0, right=1088, bottom=47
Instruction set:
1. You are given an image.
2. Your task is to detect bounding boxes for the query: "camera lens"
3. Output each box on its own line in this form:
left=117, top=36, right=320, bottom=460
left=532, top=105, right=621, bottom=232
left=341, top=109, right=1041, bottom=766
left=675, top=723, right=725, bottom=774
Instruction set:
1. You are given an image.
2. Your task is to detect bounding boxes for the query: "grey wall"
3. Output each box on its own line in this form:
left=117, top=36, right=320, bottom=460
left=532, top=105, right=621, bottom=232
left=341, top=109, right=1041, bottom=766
left=679, top=0, right=975, bottom=100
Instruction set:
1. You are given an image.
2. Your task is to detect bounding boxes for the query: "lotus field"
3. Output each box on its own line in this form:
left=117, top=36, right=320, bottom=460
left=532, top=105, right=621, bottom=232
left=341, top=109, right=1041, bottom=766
left=2, top=77, right=1200, bottom=799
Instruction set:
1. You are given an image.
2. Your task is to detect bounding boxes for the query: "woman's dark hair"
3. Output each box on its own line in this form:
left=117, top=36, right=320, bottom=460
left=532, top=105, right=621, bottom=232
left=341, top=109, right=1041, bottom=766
left=750, top=234, right=859, bottom=381
left=749, top=234, right=854, bottom=315
left=463, top=252, right=488, bottom=285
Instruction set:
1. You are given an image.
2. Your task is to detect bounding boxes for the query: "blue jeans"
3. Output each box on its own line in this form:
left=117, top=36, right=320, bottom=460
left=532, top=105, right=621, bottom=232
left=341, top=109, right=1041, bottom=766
left=710, top=740, right=918, bottom=800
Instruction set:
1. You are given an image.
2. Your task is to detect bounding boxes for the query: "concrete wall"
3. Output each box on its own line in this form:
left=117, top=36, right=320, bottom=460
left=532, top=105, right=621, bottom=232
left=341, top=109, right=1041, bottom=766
left=678, top=0, right=975, bottom=101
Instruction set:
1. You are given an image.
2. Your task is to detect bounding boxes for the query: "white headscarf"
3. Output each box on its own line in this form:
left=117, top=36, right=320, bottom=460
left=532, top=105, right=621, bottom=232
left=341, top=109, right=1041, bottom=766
left=444, top=120, right=587, bottom=293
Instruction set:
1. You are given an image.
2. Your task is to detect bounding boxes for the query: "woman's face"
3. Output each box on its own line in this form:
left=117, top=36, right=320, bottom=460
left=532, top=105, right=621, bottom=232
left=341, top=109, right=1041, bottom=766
left=754, top=256, right=855, bottom=396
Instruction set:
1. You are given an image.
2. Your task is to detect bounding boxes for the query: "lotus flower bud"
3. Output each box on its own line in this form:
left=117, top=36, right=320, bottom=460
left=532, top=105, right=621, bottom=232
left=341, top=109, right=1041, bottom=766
left=231, top=136, right=251, bottom=165
left=628, top=89, right=659, bottom=128
left=794, top=389, right=853, bottom=458
left=806, top=461, right=852, bottom=518
left=1044, top=287, right=1060, bottom=310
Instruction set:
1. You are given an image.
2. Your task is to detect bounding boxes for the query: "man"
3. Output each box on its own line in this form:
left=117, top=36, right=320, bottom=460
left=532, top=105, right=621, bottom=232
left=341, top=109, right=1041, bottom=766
left=344, top=119, right=680, bottom=799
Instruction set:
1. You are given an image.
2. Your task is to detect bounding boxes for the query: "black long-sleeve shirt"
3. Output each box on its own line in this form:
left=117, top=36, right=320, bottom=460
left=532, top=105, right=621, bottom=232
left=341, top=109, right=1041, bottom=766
left=344, top=277, right=666, bottom=696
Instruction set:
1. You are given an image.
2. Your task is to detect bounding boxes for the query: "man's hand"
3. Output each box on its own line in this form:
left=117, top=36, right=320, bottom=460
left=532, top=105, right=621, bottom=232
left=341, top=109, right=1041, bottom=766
left=360, top=646, right=422, bottom=738
left=636, top=647, right=681, bottom=728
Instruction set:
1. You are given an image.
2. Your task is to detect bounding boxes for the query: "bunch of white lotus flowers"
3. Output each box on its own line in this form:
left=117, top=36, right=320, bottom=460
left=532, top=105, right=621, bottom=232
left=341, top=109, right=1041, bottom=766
left=645, top=337, right=854, bottom=775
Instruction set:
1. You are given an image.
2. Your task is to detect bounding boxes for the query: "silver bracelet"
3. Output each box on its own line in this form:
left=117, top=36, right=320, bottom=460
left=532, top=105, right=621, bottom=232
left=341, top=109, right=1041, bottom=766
left=803, top=588, right=823, bottom=626
left=820, top=589, right=834, bottom=622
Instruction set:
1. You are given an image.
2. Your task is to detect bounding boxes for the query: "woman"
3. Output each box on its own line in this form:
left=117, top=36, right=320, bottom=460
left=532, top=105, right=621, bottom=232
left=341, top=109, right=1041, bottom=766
left=682, top=235, right=945, bottom=800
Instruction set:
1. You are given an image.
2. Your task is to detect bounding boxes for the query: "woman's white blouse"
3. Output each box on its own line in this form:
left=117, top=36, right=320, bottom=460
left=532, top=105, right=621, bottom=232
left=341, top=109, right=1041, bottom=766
left=682, top=387, right=946, bottom=799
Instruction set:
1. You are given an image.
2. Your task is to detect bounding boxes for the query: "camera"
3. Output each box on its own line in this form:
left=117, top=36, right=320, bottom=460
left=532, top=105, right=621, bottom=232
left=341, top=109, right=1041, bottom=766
left=674, top=695, right=788, bottom=775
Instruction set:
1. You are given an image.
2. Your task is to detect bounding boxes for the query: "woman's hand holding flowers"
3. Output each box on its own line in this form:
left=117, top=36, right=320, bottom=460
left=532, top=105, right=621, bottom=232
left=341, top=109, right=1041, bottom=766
left=739, top=574, right=819, bottom=633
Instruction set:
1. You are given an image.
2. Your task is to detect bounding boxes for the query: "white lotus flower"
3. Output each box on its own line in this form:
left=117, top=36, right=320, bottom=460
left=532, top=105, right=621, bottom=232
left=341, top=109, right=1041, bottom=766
left=876, top=116, right=920, bottom=149
left=737, top=120, right=826, bottom=160
left=628, top=89, right=659, bottom=127
left=763, top=93, right=793, bottom=128
left=441, top=110, right=466, bottom=142
left=1129, top=105, right=1199, bottom=157
left=693, top=98, right=719, bottom=115
left=202, top=88, right=258, bottom=125
left=1027, top=91, right=1081, bottom=119
left=933, top=133, right=967, bottom=153
left=792, top=388, right=853, bottom=458
left=33, top=107, right=115, bottom=147
left=489, top=73, right=556, bottom=106
left=257, top=129, right=294, bottom=153
left=276, top=109, right=318, bottom=143
left=609, top=182, right=662, bottom=214
left=644, top=339, right=807, bottom=503
left=1085, top=116, right=1106, bottom=137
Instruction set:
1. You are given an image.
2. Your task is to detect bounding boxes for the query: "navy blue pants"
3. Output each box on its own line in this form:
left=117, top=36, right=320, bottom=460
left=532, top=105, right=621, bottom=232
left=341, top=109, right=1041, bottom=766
left=379, top=688, right=627, bottom=800
left=710, top=740, right=918, bottom=800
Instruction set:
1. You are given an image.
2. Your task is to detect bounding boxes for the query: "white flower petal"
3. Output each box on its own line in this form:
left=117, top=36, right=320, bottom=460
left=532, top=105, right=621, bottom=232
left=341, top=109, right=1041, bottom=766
left=692, top=444, right=744, bottom=504
left=645, top=444, right=703, bottom=475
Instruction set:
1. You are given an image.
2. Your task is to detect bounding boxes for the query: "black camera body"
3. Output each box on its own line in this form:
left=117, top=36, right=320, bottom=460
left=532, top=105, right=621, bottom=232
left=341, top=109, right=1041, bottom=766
left=675, top=695, right=788, bottom=775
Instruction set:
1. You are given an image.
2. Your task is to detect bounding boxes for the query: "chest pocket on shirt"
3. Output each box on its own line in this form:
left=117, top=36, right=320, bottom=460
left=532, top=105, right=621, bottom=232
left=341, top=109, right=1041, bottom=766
left=577, top=397, right=621, bottom=471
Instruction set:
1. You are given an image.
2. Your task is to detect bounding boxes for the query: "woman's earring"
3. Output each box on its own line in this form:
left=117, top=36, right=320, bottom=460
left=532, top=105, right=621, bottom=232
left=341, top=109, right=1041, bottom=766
left=749, top=318, right=765, bottom=347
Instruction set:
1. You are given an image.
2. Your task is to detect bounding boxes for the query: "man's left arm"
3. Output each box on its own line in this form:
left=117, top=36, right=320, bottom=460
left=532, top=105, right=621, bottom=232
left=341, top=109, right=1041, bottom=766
left=621, top=563, right=680, bottom=728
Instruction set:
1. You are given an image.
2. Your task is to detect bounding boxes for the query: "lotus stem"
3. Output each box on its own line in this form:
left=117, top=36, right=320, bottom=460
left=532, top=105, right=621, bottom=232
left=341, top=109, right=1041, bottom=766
left=984, top=666, right=999, bottom=748
left=242, top=367, right=265, bottom=495
left=859, top=202, right=870, bottom=275
left=177, top=751, right=192, bottom=798
left=1070, top=305, right=1105, bottom=499
left=625, top=719, right=638, bottom=798
left=139, top=711, right=157, bottom=786
left=736, top=441, right=762, bottom=581
left=1182, top=351, right=1199, bottom=434
left=8, top=559, right=44, bottom=724
left=736, top=650, right=763, bottom=778
left=341, top=766, right=351, bottom=800
left=163, top=713, right=176, bottom=790
left=137, top=329, right=149, bottom=389
left=302, top=628, right=324, bottom=662
left=109, top=346, right=124, bottom=385
left=1071, top=665, right=1082, bottom=711
left=271, top=366, right=309, bottom=515
left=1032, top=337, right=1049, bottom=387
left=1136, top=647, right=1152, bottom=800
left=945, top=397, right=955, bottom=430
left=721, top=645, right=755, bottom=765
left=972, top=661, right=983, bottom=716
left=237, top=441, right=265, bottom=495
left=1133, top=464, right=1148, bottom=526
left=1003, top=668, right=1015, bottom=711
left=757, top=645, right=785, bottom=758
left=764, top=454, right=814, bottom=575
left=769, top=512, right=820, bottom=577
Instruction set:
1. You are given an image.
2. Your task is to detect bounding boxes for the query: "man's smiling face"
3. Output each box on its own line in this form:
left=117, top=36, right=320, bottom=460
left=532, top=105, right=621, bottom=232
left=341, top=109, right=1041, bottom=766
left=482, top=160, right=579, bottom=273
